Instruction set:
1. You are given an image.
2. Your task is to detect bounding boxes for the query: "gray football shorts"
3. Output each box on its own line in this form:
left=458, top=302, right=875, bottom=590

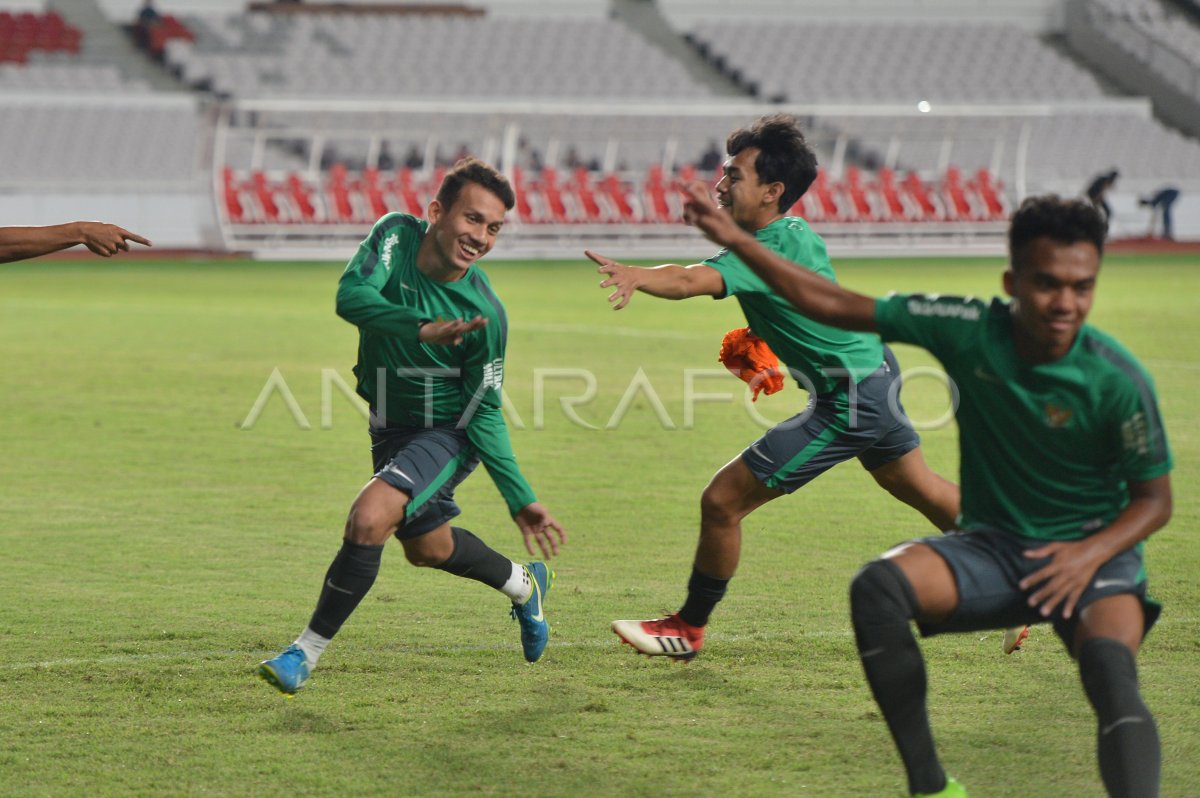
left=914, top=527, right=1161, bottom=652
left=741, top=345, right=921, bottom=493
left=369, top=424, right=480, bottom=539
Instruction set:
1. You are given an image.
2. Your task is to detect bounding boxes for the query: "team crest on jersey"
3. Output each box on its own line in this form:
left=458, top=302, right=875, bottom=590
left=1043, top=403, right=1074, bottom=428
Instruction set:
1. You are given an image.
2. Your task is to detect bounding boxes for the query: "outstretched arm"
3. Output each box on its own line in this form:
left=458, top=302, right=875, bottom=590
left=0, top=222, right=151, bottom=263
left=681, top=182, right=877, bottom=331
left=585, top=249, right=725, bottom=310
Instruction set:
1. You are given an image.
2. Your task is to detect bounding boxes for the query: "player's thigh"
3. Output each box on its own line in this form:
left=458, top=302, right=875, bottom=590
left=882, top=541, right=959, bottom=623
left=896, top=529, right=1037, bottom=632
left=702, top=455, right=783, bottom=519
left=371, top=426, right=480, bottom=539
left=741, top=396, right=876, bottom=495
left=1051, top=545, right=1161, bottom=657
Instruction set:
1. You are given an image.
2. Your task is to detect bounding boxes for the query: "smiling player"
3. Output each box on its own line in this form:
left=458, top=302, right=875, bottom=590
left=258, top=158, right=566, bottom=696
left=593, top=114, right=960, bottom=660
left=682, top=185, right=1173, bottom=798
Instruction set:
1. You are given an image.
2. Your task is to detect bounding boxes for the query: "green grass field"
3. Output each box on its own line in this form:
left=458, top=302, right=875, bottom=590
left=1, top=253, right=1197, bottom=797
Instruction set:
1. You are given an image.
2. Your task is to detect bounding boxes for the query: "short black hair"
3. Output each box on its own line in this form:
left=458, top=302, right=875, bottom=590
left=1008, top=195, right=1107, bottom=269
left=436, top=157, right=515, bottom=212
left=725, top=114, right=818, bottom=213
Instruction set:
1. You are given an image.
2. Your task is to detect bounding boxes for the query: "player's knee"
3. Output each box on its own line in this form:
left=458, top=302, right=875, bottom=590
left=699, top=483, right=745, bottom=527
left=849, top=558, right=918, bottom=627
left=1078, top=637, right=1142, bottom=713
left=344, top=503, right=402, bottom=545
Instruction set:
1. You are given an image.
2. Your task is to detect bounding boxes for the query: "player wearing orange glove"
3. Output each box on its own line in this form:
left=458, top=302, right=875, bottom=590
left=588, top=114, right=966, bottom=662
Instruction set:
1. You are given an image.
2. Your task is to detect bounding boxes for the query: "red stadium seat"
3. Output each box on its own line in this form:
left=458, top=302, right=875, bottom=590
left=877, top=168, right=909, bottom=220
left=395, top=168, right=424, bottom=216
left=644, top=165, right=672, bottom=223
left=599, top=173, right=636, bottom=222
left=222, top=167, right=246, bottom=223
left=541, top=167, right=569, bottom=223
left=567, top=168, right=601, bottom=222
left=286, top=173, right=317, bottom=222
left=973, top=168, right=1006, bottom=219
left=326, top=164, right=354, bottom=222
left=902, top=172, right=940, bottom=221
left=250, top=171, right=281, bottom=223
left=361, top=168, right=391, bottom=218
left=942, top=166, right=974, bottom=221
left=843, top=166, right=875, bottom=221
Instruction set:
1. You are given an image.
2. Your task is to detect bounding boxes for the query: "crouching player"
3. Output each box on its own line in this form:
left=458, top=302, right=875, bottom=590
left=683, top=185, right=1172, bottom=798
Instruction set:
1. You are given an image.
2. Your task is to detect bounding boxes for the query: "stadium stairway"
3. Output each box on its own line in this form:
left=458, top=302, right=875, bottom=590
left=44, top=0, right=185, bottom=91
left=609, top=0, right=748, bottom=97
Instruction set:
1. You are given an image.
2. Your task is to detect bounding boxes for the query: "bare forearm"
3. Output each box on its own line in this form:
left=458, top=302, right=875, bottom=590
left=0, top=223, right=82, bottom=263
left=1089, top=490, right=1172, bottom=563
left=635, top=264, right=702, bottom=300
left=724, top=229, right=878, bottom=331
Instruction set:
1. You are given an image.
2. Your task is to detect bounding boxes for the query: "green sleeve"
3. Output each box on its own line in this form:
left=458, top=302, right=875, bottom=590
left=460, top=329, right=537, bottom=515
left=1109, top=370, right=1173, bottom=483
left=334, top=226, right=426, bottom=341
left=705, top=248, right=761, bottom=298
left=874, top=293, right=986, bottom=360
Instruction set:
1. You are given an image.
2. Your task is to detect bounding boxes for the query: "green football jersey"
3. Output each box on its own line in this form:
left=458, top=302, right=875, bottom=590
left=335, top=212, right=536, bottom=515
left=705, top=217, right=883, bottom=395
left=876, top=293, right=1172, bottom=540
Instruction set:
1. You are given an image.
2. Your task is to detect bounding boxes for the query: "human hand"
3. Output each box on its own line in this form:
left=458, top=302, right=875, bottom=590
left=1018, top=538, right=1107, bottom=620
left=680, top=180, right=745, bottom=248
left=586, top=249, right=641, bottom=310
left=514, top=502, right=566, bottom=559
left=76, top=222, right=151, bottom=257
left=418, top=316, right=487, bottom=346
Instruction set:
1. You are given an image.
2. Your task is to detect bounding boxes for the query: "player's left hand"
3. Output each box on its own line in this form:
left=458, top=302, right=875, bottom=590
left=586, top=250, right=641, bottom=310
left=680, top=180, right=745, bottom=247
left=419, top=316, right=487, bottom=346
left=1019, top=538, right=1107, bottom=620
left=514, top=502, right=566, bottom=559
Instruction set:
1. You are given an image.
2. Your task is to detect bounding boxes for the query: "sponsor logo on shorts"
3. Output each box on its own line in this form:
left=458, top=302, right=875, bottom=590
left=1093, top=578, right=1133, bottom=591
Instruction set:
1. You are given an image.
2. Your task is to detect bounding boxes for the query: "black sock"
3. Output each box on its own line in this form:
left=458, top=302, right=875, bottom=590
left=1078, top=637, right=1160, bottom=798
left=307, top=540, right=384, bottom=639
left=849, top=559, right=945, bottom=796
left=436, top=526, right=513, bottom=590
left=678, top=567, right=729, bottom=627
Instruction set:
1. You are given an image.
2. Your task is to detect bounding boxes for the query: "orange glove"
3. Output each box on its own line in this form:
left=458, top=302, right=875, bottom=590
left=718, top=327, right=785, bottom=401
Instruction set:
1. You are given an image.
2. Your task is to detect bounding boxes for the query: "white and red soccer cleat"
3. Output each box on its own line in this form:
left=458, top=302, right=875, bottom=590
left=1002, top=625, right=1030, bottom=654
left=612, top=613, right=705, bottom=660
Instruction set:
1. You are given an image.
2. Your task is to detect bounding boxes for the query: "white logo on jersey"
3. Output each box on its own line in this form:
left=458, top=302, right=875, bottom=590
left=380, top=233, right=399, bottom=271
left=481, top=358, right=504, bottom=393
left=1121, top=412, right=1149, bottom=456
left=906, top=297, right=981, bottom=321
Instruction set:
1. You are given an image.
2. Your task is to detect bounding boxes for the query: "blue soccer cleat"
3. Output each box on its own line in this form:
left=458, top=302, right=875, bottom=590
left=510, top=561, right=553, bottom=663
left=257, top=643, right=311, bottom=697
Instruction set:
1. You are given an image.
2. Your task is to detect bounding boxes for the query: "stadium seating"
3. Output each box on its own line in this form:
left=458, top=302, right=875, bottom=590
left=218, top=164, right=1008, bottom=227
left=1087, top=0, right=1200, bottom=98
left=164, top=11, right=715, bottom=100
left=687, top=19, right=1106, bottom=102
left=0, top=11, right=82, bottom=63
left=0, top=97, right=199, bottom=184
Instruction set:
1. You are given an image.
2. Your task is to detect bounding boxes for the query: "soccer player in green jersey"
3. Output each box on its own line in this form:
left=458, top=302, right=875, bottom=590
left=0, top=221, right=150, bottom=262
left=595, top=114, right=960, bottom=659
left=258, top=158, right=566, bottom=696
left=682, top=184, right=1172, bottom=798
